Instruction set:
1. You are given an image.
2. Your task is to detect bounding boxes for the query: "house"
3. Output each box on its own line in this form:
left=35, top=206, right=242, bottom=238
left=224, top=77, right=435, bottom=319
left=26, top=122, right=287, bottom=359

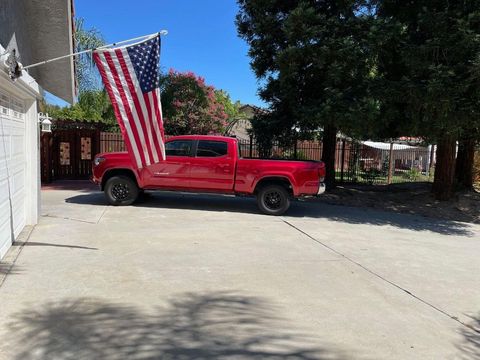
left=0, top=0, right=76, bottom=259
left=226, top=104, right=266, bottom=140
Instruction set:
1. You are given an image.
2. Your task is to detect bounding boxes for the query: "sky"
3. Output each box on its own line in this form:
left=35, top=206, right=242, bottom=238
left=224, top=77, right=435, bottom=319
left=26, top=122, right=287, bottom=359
left=46, top=0, right=265, bottom=107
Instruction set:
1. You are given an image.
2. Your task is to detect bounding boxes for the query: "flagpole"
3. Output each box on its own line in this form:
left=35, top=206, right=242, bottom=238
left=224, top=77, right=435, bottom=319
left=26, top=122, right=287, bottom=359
left=22, top=30, right=168, bottom=71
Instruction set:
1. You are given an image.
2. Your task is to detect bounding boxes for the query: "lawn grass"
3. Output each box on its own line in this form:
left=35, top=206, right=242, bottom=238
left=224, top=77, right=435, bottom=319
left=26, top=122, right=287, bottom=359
left=335, top=170, right=433, bottom=185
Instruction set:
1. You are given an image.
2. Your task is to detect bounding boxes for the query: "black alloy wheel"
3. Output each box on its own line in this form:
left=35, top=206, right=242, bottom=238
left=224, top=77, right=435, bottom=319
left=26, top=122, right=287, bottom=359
left=105, top=175, right=139, bottom=206
left=111, top=182, right=130, bottom=201
left=257, top=184, right=290, bottom=216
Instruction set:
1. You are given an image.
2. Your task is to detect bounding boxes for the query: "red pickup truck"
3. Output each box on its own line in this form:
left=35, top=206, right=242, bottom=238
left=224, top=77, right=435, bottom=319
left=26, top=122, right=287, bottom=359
left=92, top=135, right=326, bottom=215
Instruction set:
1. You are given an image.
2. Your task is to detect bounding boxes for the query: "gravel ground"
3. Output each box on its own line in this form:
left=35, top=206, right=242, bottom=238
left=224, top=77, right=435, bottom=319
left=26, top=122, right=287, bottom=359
left=316, top=182, right=480, bottom=224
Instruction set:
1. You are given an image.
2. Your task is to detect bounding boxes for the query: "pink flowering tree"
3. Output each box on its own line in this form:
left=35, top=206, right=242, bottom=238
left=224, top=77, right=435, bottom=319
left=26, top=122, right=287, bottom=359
left=160, top=69, right=233, bottom=135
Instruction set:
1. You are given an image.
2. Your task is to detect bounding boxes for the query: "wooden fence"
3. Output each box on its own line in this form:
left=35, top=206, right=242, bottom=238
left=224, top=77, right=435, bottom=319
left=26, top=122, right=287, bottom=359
left=41, top=129, right=100, bottom=183
left=100, top=132, right=126, bottom=153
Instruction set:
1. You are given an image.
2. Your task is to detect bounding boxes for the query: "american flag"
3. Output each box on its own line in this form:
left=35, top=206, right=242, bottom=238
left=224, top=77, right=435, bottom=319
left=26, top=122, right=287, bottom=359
left=93, top=34, right=166, bottom=169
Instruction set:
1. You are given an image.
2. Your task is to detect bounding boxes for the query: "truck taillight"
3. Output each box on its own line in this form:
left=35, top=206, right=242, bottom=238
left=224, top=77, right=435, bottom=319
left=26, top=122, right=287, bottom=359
left=318, top=165, right=325, bottom=183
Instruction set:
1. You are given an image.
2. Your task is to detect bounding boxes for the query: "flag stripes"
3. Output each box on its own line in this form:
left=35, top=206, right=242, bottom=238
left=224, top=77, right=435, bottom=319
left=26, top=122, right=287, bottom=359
left=93, top=35, right=165, bottom=169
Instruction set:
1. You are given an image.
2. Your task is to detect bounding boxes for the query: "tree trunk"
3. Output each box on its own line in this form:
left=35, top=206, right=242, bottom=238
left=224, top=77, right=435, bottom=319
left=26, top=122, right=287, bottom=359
left=322, top=123, right=338, bottom=189
left=455, top=138, right=476, bottom=189
left=432, top=136, right=457, bottom=200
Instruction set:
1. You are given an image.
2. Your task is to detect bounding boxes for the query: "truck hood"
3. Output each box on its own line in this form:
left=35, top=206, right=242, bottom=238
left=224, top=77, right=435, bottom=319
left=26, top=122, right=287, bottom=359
left=96, top=152, right=130, bottom=160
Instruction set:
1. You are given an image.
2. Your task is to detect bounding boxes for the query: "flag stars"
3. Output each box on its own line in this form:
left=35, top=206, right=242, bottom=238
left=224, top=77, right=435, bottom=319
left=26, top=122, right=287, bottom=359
left=126, top=36, right=160, bottom=93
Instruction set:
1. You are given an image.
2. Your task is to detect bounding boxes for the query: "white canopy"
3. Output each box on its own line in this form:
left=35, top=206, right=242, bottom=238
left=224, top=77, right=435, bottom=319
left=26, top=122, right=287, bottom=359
left=362, top=141, right=420, bottom=151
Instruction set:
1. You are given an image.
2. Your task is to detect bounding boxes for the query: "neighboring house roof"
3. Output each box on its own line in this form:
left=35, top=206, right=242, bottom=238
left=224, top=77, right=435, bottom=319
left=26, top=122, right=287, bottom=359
left=0, top=0, right=76, bottom=104
left=397, top=136, right=423, bottom=143
left=239, top=104, right=268, bottom=117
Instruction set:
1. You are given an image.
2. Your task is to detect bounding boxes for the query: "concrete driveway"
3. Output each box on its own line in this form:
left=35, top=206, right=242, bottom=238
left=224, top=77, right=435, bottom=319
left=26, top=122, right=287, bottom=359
left=0, top=182, right=479, bottom=359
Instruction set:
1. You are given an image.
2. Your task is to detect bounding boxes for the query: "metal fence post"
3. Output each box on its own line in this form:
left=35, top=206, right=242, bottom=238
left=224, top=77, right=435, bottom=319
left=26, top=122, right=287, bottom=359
left=425, top=145, right=431, bottom=177
left=387, top=142, right=394, bottom=185
left=249, top=134, right=253, bottom=158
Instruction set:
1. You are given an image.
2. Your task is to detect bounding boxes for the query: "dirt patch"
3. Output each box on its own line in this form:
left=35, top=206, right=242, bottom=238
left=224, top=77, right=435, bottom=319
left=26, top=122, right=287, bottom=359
left=317, top=182, right=480, bottom=224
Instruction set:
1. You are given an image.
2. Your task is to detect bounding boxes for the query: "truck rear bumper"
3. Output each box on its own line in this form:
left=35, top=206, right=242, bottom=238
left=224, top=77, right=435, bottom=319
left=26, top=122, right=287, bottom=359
left=317, top=183, right=326, bottom=195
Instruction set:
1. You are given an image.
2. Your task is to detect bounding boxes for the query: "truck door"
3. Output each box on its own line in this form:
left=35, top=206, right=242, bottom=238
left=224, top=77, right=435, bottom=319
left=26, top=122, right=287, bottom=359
left=146, top=139, right=193, bottom=188
left=189, top=140, right=235, bottom=192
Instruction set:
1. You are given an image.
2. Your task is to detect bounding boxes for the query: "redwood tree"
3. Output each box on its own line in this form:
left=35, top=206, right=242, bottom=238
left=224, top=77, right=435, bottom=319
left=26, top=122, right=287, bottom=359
left=374, top=0, right=480, bottom=199
left=236, top=0, right=375, bottom=188
left=433, top=136, right=457, bottom=200
left=455, top=137, right=477, bottom=189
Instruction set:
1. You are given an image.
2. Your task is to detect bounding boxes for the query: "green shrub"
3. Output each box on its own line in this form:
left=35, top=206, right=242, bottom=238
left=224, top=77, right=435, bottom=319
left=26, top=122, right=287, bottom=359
left=361, top=168, right=383, bottom=184
left=404, top=168, right=421, bottom=181
left=282, top=149, right=308, bottom=160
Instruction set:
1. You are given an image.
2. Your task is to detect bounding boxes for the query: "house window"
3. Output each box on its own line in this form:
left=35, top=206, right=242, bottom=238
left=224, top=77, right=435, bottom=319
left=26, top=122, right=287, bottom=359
left=0, top=90, right=24, bottom=119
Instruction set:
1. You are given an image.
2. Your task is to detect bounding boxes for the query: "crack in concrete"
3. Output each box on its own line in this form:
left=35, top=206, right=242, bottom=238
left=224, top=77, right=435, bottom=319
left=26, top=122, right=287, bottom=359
left=282, top=219, right=480, bottom=334
left=40, top=214, right=99, bottom=224
left=96, top=207, right=108, bottom=224
left=40, top=206, right=108, bottom=225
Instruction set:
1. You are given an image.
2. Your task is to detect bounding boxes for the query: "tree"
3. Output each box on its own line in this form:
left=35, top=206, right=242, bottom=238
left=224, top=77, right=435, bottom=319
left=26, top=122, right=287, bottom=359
left=374, top=0, right=480, bottom=199
left=455, top=136, right=478, bottom=189
left=215, top=89, right=241, bottom=122
left=43, top=19, right=118, bottom=128
left=44, top=90, right=116, bottom=126
left=74, top=18, right=105, bottom=92
left=236, top=0, right=375, bottom=187
left=160, top=69, right=230, bottom=135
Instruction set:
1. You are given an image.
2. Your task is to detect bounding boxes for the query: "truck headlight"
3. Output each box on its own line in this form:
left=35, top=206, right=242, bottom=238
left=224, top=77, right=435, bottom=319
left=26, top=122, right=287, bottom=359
left=94, top=157, right=105, bottom=166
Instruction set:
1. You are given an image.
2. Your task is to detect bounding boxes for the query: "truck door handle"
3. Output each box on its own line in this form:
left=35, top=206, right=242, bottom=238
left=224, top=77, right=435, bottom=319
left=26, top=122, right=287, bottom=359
left=154, top=172, right=169, bottom=176
left=218, top=164, right=231, bottom=173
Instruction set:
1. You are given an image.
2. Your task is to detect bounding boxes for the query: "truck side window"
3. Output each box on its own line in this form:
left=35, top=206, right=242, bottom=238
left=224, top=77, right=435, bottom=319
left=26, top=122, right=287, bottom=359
left=196, top=141, right=228, bottom=157
left=165, top=140, right=193, bottom=157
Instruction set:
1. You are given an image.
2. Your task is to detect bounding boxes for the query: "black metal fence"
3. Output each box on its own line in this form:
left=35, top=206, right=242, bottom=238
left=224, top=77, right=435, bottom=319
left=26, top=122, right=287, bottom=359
left=238, top=137, right=435, bottom=185
left=98, top=133, right=434, bottom=185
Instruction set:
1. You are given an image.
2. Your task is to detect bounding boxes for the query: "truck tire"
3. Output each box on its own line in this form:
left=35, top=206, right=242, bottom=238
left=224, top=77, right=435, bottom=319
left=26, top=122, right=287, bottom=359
left=257, top=184, right=290, bottom=216
left=104, top=175, right=139, bottom=206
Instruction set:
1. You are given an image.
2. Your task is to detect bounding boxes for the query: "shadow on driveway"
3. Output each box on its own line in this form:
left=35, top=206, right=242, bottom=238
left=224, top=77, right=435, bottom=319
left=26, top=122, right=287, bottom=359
left=42, top=180, right=98, bottom=193
left=10, top=291, right=342, bottom=360
left=65, top=191, right=475, bottom=237
left=14, top=242, right=98, bottom=251
left=457, top=313, right=480, bottom=360
left=0, top=263, right=21, bottom=276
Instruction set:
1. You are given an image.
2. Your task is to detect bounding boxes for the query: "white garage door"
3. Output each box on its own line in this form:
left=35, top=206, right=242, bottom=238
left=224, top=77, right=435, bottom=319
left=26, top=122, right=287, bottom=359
left=0, top=89, right=26, bottom=258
